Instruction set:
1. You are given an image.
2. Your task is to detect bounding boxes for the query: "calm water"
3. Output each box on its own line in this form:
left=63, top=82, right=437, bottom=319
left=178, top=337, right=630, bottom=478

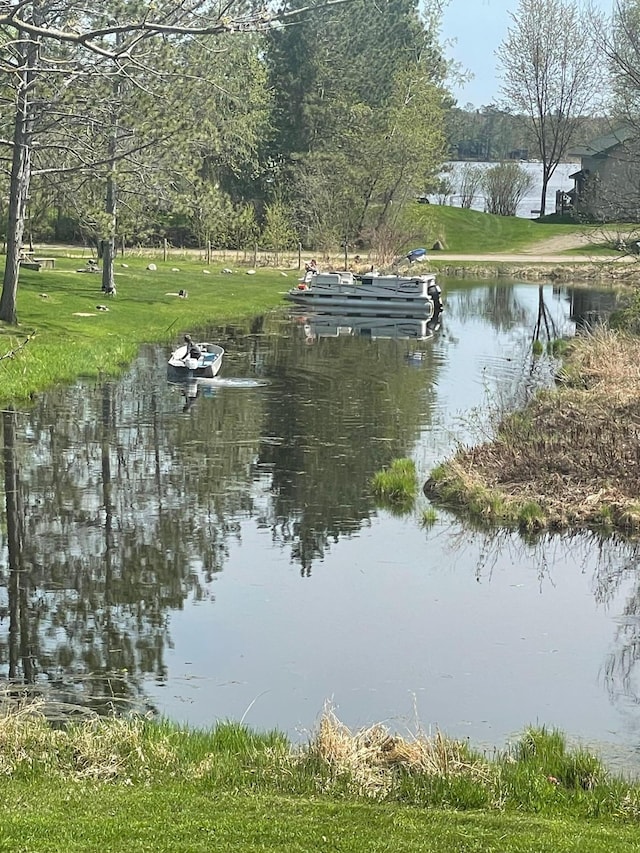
left=436, top=161, right=580, bottom=217
left=2, top=278, right=640, bottom=770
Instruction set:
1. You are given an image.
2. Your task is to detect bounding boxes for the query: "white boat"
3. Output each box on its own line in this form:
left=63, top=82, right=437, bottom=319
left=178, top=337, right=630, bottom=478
left=167, top=336, right=224, bottom=378
left=300, top=312, right=440, bottom=341
left=286, top=270, right=442, bottom=317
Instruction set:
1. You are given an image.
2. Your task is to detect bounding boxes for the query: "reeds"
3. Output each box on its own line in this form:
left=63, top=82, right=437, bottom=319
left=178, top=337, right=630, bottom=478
left=304, top=706, right=491, bottom=800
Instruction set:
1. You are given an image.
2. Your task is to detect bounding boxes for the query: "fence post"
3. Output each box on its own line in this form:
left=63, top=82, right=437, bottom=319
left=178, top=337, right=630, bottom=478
left=163, top=238, right=167, bottom=262
left=298, top=241, right=302, bottom=270
left=253, top=243, right=258, bottom=268
left=207, top=241, right=211, bottom=264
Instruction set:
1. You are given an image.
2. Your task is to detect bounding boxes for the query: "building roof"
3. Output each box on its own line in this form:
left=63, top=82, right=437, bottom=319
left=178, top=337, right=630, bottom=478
left=568, top=126, right=636, bottom=157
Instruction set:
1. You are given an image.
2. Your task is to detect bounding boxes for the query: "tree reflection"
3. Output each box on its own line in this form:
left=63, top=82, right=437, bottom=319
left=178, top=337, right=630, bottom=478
left=3, top=291, right=623, bottom=715
left=448, top=282, right=530, bottom=331
left=4, top=407, right=34, bottom=683
left=0, top=366, right=233, bottom=714
left=439, top=516, right=640, bottom=712
left=0, top=314, right=443, bottom=707
left=256, top=325, right=439, bottom=575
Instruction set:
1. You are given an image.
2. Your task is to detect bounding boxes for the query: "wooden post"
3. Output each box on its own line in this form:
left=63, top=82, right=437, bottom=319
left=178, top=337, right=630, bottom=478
left=253, top=243, right=258, bottom=268
left=344, top=236, right=348, bottom=270
left=163, top=238, right=167, bottom=262
left=207, top=240, right=211, bottom=264
left=298, top=241, right=302, bottom=270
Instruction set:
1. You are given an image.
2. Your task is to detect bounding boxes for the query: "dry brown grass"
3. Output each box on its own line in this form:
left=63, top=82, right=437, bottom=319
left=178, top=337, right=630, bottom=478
left=428, top=326, right=640, bottom=534
left=561, top=326, right=640, bottom=397
left=306, top=707, right=491, bottom=799
left=0, top=694, right=178, bottom=781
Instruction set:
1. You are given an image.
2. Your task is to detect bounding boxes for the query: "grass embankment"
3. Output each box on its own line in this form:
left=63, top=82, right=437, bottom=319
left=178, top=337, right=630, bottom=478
left=0, top=252, right=287, bottom=402
left=407, top=205, right=591, bottom=254
left=2, top=706, right=640, bottom=852
left=425, top=327, right=640, bottom=536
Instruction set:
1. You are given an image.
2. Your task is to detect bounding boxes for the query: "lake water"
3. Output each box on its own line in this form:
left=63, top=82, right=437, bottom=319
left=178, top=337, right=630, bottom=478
left=436, top=161, right=580, bottom=217
left=2, top=278, right=640, bottom=771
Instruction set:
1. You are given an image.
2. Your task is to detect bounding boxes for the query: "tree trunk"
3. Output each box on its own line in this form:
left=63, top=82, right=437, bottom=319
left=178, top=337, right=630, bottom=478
left=101, top=141, right=118, bottom=295
left=0, top=32, right=38, bottom=325
left=4, top=406, right=33, bottom=682
left=539, top=181, right=548, bottom=219
left=101, top=48, right=122, bottom=296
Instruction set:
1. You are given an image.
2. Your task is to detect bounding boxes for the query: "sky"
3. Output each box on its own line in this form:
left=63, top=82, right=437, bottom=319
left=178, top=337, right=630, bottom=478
left=440, top=0, right=613, bottom=109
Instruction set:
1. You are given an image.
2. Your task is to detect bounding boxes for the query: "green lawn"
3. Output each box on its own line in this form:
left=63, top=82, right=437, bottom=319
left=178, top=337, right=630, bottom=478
left=404, top=205, right=592, bottom=253
left=3, top=783, right=640, bottom=853
left=0, top=252, right=288, bottom=402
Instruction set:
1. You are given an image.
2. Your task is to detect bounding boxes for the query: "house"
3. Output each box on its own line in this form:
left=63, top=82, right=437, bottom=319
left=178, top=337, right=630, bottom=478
left=567, top=126, right=640, bottom=221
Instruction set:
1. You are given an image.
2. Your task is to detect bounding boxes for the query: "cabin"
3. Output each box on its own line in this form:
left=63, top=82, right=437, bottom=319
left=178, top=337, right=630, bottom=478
left=567, top=127, right=640, bottom=221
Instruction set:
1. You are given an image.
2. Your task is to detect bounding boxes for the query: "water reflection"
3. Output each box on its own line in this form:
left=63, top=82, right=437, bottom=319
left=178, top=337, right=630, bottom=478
left=294, top=310, right=442, bottom=343
left=1, top=279, right=640, bottom=766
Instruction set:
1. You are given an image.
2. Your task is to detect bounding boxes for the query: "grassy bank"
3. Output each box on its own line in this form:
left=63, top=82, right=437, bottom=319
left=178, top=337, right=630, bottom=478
left=2, top=706, right=640, bottom=851
left=0, top=253, right=287, bottom=402
left=406, top=205, right=590, bottom=253
left=425, top=327, right=640, bottom=537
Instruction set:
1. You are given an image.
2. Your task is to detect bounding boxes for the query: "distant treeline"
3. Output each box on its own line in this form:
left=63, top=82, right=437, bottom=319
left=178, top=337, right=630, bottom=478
left=447, top=107, right=612, bottom=162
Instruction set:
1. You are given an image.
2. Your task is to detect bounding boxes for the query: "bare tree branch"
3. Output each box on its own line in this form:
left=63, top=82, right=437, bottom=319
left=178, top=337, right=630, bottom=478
left=0, top=0, right=355, bottom=60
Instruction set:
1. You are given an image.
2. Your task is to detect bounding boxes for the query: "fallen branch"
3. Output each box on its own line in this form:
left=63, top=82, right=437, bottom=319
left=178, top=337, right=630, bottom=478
left=0, top=333, right=35, bottom=362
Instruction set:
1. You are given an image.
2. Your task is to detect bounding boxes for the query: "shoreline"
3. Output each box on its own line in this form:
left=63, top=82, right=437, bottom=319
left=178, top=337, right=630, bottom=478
left=424, top=327, right=640, bottom=538
left=428, top=256, right=640, bottom=282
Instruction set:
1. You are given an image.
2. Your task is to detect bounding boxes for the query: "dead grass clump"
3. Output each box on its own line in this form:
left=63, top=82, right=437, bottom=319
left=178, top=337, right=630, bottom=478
left=0, top=697, right=179, bottom=781
left=67, top=716, right=178, bottom=781
left=561, top=326, right=640, bottom=400
left=0, top=700, right=64, bottom=776
left=306, top=708, right=491, bottom=799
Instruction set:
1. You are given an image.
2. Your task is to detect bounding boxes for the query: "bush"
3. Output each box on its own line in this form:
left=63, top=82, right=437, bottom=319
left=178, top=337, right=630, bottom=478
left=483, top=162, right=535, bottom=217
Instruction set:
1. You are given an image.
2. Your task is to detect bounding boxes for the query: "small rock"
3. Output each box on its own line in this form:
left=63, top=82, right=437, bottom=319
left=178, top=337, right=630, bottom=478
left=121, top=263, right=129, bottom=268
left=280, top=272, right=288, bottom=277
left=147, top=263, right=157, bottom=271
left=203, top=269, right=211, bottom=274
left=246, top=269, right=256, bottom=275
left=96, top=305, right=109, bottom=311
left=221, top=268, right=233, bottom=274
left=171, top=267, right=180, bottom=272
left=39, top=293, right=48, bottom=298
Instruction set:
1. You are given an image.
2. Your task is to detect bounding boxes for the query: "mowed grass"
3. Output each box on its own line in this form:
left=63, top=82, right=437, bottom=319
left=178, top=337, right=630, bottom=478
left=404, top=205, right=591, bottom=253
left=0, top=253, right=289, bottom=402
left=3, top=784, right=639, bottom=853
left=1, top=710, right=640, bottom=852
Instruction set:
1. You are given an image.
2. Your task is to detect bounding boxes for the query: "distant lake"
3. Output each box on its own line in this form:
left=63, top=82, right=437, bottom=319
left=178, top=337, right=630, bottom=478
left=433, top=161, right=580, bottom=218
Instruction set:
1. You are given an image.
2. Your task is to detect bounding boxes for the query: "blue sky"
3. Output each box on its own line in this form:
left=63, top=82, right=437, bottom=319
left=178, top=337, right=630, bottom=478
left=441, top=0, right=613, bottom=108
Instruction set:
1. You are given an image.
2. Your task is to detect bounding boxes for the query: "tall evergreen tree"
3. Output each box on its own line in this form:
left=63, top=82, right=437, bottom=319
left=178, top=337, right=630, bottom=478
left=265, top=0, right=449, bottom=249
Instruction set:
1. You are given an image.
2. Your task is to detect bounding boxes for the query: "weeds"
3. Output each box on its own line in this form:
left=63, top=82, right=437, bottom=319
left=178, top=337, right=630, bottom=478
left=2, top=700, right=640, bottom=827
left=425, top=327, right=640, bottom=538
left=371, top=458, right=417, bottom=511
left=421, top=507, right=438, bottom=527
